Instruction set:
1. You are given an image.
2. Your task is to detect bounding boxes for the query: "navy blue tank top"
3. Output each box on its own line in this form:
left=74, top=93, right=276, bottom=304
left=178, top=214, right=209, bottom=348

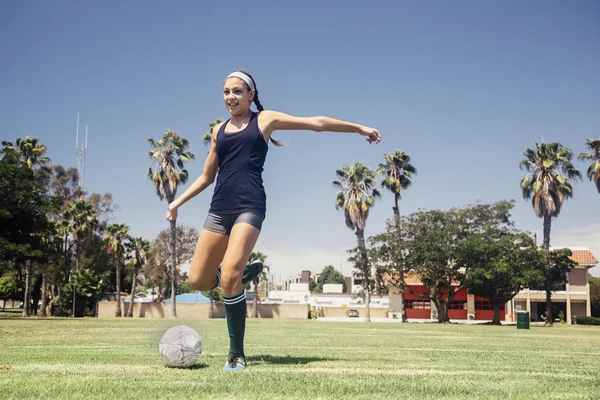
left=209, top=112, right=268, bottom=215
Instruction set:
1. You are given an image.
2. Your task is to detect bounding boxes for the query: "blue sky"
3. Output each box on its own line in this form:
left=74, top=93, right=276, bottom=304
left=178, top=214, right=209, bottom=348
left=2, top=1, right=599, bottom=279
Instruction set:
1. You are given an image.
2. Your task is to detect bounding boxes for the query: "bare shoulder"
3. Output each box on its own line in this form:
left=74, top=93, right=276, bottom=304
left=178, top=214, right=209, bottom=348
left=211, top=120, right=226, bottom=142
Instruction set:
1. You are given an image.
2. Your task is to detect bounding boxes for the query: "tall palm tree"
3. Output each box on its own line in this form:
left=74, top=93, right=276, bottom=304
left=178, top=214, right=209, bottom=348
left=202, top=119, right=225, bottom=146
left=578, top=138, right=600, bottom=193
left=520, top=142, right=581, bottom=252
left=377, top=150, right=417, bottom=218
left=202, top=120, right=223, bottom=317
left=333, top=162, right=380, bottom=322
left=520, top=142, right=581, bottom=326
left=62, top=198, right=98, bottom=317
left=105, top=223, right=130, bottom=317
left=147, top=130, right=194, bottom=318
left=377, top=150, right=416, bottom=322
left=248, top=251, right=268, bottom=318
left=125, top=237, right=150, bottom=317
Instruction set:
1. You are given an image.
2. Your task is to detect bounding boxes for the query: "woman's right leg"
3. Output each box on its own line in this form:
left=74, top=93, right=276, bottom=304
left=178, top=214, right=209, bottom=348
left=188, top=228, right=229, bottom=291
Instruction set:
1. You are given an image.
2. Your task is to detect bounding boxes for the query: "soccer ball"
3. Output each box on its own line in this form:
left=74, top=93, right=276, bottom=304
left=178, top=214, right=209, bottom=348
left=159, top=325, right=203, bottom=368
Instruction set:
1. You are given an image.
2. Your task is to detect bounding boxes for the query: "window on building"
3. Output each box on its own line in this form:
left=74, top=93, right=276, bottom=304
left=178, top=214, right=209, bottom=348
left=448, top=300, right=467, bottom=310
left=475, top=301, right=504, bottom=310
left=407, top=300, right=431, bottom=309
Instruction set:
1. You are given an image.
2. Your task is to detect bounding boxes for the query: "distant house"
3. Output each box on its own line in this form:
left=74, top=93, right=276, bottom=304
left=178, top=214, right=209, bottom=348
left=511, top=247, right=597, bottom=324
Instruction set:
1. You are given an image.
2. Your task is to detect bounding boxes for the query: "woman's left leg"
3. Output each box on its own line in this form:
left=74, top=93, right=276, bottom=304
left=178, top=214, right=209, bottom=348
left=220, top=216, right=262, bottom=371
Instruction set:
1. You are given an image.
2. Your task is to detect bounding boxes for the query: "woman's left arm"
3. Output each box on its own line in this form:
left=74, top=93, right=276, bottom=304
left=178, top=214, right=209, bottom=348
left=259, top=110, right=381, bottom=144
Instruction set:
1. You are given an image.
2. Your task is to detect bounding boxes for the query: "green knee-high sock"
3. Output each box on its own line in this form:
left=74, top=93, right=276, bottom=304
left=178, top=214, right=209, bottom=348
left=223, top=290, right=246, bottom=357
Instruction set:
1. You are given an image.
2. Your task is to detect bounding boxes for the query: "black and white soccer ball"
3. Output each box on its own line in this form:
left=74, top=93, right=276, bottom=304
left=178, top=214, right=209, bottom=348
left=159, top=325, right=203, bottom=368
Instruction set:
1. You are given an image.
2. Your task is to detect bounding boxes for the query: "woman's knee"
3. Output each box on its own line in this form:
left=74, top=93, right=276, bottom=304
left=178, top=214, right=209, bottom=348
left=220, top=269, right=242, bottom=294
left=188, top=270, right=214, bottom=291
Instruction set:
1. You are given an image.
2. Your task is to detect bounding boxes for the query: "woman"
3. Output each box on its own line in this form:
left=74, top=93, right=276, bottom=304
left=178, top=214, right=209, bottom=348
left=166, top=70, right=381, bottom=371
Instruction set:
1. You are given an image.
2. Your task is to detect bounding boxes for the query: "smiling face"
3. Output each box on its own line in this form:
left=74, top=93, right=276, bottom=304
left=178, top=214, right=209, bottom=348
left=223, top=77, right=255, bottom=116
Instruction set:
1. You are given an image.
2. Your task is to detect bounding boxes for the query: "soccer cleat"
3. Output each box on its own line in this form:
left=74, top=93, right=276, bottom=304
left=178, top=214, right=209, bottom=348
left=242, top=261, right=263, bottom=284
left=223, top=353, right=247, bottom=371
left=216, top=261, right=264, bottom=286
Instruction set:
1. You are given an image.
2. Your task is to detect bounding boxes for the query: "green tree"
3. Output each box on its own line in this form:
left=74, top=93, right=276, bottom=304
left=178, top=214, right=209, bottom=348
left=520, top=142, right=581, bottom=254
left=105, top=223, right=130, bottom=317
left=377, top=150, right=417, bottom=218
left=533, top=248, right=576, bottom=326
left=376, top=150, right=416, bottom=321
left=2, top=136, right=51, bottom=169
left=520, top=142, right=581, bottom=326
left=589, top=274, right=600, bottom=318
left=0, top=276, right=20, bottom=311
left=313, top=265, right=346, bottom=293
left=63, top=198, right=98, bottom=317
left=147, top=130, right=195, bottom=318
left=578, top=138, right=600, bottom=193
left=0, top=148, right=54, bottom=316
left=202, top=119, right=225, bottom=146
left=333, top=162, right=380, bottom=322
left=248, top=251, right=268, bottom=318
left=125, top=237, right=150, bottom=317
left=201, top=120, right=223, bottom=316
left=461, top=232, right=544, bottom=324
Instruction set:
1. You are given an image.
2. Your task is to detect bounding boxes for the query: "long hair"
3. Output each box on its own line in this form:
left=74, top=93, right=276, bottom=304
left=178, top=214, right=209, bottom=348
left=235, top=70, right=283, bottom=147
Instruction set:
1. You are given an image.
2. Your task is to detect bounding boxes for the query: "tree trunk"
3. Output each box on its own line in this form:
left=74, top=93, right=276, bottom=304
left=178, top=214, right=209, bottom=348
left=544, top=277, right=553, bottom=327
left=73, top=240, right=80, bottom=318
left=542, top=215, right=553, bottom=327
left=543, top=215, right=551, bottom=253
left=252, top=279, right=259, bottom=318
left=355, top=229, right=371, bottom=322
left=127, top=268, right=138, bottom=317
left=492, top=303, right=501, bottom=325
left=31, top=273, right=42, bottom=316
left=169, top=218, right=177, bottom=318
left=56, top=283, right=63, bottom=316
left=399, top=290, right=408, bottom=323
left=433, top=299, right=449, bottom=323
left=392, top=202, right=408, bottom=323
left=39, top=271, right=48, bottom=317
left=208, top=289, right=214, bottom=318
left=23, top=261, right=32, bottom=317
left=115, top=256, right=122, bottom=317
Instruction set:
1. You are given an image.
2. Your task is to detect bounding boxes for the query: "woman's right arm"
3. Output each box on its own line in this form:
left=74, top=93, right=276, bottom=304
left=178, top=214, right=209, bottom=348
left=166, top=122, right=223, bottom=220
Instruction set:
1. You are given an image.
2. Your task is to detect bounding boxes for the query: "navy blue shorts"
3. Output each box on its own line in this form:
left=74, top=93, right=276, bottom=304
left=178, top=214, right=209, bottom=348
left=202, top=212, right=265, bottom=235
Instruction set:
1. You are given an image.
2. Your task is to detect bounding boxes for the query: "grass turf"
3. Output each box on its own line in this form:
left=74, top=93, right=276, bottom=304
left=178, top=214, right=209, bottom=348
left=0, top=318, right=599, bottom=399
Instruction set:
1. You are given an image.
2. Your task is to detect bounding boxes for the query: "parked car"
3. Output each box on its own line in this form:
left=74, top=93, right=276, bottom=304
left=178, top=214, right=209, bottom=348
left=347, top=309, right=359, bottom=318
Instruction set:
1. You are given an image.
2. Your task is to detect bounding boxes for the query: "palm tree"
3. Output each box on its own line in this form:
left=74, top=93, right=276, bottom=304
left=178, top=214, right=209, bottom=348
left=333, top=162, right=380, bottom=322
left=578, top=138, right=600, bottom=193
left=105, top=223, right=130, bottom=317
left=147, top=130, right=194, bottom=318
left=62, top=198, right=98, bottom=317
left=125, top=237, right=150, bottom=317
left=377, top=150, right=417, bottom=218
left=377, top=150, right=416, bottom=322
left=202, top=119, right=225, bottom=146
left=519, top=142, right=581, bottom=326
left=248, top=251, right=268, bottom=318
left=2, top=136, right=51, bottom=169
left=202, top=120, right=223, bottom=316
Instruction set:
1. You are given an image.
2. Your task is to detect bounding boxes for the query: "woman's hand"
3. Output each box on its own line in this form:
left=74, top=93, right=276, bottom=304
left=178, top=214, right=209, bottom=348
left=166, top=203, right=178, bottom=221
left=359, top=126, right=382, bottom=144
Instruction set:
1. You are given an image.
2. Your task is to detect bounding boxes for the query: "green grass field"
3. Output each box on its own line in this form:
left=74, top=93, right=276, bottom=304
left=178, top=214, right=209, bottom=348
left=1, top=318, right=599, bottom=399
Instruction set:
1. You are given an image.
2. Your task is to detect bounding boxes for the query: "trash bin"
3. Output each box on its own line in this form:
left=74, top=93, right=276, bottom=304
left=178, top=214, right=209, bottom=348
left=516, top=311, right=530, bottom=329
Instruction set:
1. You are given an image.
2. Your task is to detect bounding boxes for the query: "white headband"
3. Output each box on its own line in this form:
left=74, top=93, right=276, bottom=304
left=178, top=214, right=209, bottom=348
left=226, top=71, right=255, bottom=91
